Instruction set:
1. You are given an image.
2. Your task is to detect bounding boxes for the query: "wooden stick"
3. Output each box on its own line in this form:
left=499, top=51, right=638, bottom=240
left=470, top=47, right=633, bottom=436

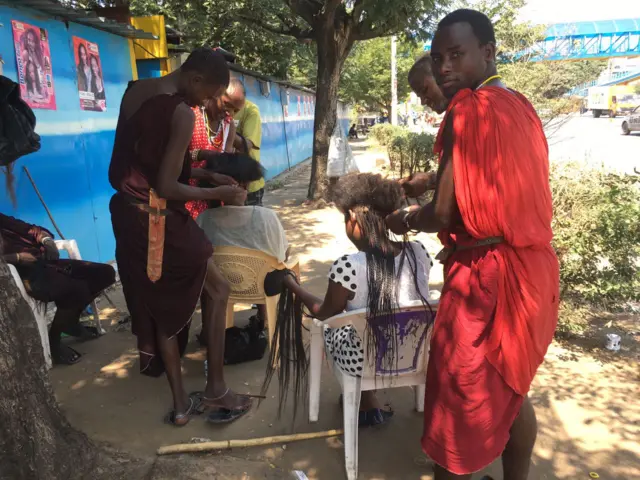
left=157, top=429, right=343, bottom=456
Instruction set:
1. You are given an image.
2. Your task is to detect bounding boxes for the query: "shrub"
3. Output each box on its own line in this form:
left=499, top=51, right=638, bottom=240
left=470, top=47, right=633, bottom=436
left=388, top=131, right=437, bottom=177
left=551, top=162, right=640, bottom=319
left=370, top=123, right=404, bottom=147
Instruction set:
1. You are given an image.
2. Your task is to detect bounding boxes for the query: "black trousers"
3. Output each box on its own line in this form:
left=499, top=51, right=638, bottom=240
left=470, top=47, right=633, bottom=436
left=20, top=259, right=115, bottom=310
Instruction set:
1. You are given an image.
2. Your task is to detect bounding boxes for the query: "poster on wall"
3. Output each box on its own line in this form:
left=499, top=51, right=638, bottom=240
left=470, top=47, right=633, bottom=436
left=12, top=20, right=56, bottom=110
left=72, top=36, right=106, bottom=112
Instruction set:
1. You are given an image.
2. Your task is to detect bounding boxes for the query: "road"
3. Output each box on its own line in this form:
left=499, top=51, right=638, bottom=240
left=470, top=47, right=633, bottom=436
left=546, top=113, right=640, bottom=174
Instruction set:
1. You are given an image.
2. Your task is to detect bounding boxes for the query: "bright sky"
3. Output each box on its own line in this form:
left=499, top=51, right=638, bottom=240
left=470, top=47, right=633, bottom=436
left=518, top=0, right=640, bottom=24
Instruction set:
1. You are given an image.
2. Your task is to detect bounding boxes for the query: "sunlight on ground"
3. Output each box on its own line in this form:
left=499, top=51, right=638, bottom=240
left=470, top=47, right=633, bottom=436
left=99, top=350, right=138, bottom=378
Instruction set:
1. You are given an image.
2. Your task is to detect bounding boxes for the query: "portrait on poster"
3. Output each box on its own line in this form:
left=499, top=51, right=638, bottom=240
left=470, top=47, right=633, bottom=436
left=12, top=20, right=56, bottom=110
left=73, top=36, right=106, bottom=111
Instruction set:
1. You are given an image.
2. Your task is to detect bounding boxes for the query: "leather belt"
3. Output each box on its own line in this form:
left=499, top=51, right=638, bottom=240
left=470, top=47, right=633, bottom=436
left=435, top=236, right=504, bottom=263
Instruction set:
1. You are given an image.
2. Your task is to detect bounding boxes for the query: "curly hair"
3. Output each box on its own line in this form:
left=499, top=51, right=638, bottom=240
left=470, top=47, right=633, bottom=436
left=335, top=173, right=432, bottom=372
left=333, top=173, right=404, bottom=217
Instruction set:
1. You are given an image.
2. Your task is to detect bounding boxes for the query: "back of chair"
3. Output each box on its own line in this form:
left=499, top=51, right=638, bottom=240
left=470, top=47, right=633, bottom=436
left=212, top=246, right=282, bottom=304
left=321, top=300, right=438, bottom=383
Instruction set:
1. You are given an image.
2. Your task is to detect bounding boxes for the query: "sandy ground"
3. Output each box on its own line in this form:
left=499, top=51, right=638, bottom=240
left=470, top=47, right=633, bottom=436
left=50, top=141, right=639, bottom=479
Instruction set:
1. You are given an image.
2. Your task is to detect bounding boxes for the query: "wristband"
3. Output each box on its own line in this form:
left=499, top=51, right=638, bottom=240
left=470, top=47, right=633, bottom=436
left=402, top=210, right=420, bottom=234
left=191, top=149, right=200, bottom=163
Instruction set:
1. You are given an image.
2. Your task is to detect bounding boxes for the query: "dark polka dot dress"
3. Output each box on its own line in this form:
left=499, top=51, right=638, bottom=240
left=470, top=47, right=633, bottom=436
left=324, top=241, right=432, bottom=377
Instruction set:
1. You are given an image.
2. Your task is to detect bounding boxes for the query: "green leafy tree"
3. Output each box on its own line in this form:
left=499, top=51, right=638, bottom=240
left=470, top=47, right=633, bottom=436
left=238, top=0, right=449, bottom=199
left=472, top=0, right=605, bottom=122
left=339, top=37, right=420, bottom=114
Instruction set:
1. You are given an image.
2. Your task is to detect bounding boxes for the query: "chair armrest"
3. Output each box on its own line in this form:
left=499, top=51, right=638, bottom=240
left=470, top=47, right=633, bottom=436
left=55, top=239, right=83, bottom=261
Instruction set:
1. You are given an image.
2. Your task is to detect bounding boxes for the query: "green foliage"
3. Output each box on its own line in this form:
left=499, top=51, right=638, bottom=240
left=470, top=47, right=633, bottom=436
left=551, top=163, right=640, bottom=311
left=128, top=0, right=315, bottom=80
left=379, top=128, right=437, bottom=177
left=339, top=37, right=421, bottom=113
left=634, top=83, right=640, bottom=95
left=369, top=123, right=405, bottom=146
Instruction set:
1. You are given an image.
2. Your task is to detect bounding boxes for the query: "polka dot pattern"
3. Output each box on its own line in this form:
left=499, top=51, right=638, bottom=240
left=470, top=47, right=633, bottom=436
left=324, top=242, right=432, bottom=378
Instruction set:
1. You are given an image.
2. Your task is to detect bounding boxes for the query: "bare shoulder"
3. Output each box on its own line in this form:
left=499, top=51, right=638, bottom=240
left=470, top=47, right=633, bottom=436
left=172, top=102, right=195, bottom=123
left=120, top=78, right=164, bottom=120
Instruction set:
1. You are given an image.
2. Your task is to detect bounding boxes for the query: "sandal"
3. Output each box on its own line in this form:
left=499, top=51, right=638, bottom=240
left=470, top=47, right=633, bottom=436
left=338, top=394, right=394, bottom=427
left=191, top=389, right=253, bottom=424
left=52, top=344, right=82, bottom=365
left=359, top=407, right=394, bottom=427
left=163, top=395, right=199, bottom=427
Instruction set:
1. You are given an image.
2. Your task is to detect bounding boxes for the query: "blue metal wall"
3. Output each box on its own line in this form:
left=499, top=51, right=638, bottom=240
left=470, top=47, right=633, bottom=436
left=230, top=73, right=350, bottom=180
left=0, top=5, right=132, bottom=263
left=1, top=6, right=350, bottom=263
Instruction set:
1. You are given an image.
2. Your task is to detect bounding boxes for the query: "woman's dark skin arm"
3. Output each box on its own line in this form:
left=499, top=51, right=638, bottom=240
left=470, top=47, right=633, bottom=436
left=155, top=104, right=246, bottom=204
left=386, top=111, right=456, bottom=234
left=283, top=274, right=352, bottom=321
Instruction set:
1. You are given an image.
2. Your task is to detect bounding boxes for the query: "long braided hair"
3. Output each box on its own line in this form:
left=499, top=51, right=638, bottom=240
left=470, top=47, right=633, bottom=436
left=333, top=173, right=432, bottom=372
left=262, top=173, right=432, bottom=418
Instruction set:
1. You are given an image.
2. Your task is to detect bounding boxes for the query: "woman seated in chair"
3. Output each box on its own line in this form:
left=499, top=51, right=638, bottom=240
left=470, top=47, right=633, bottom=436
left=281, top=173, right=433, bottom=426
left=195, top=151, right=270, bottom=344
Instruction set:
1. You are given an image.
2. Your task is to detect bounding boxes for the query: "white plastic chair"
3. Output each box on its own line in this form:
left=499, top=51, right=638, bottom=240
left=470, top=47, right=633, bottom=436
left=308, top=299, right=439, bottom=480
left=212, top=246, right=300, bottom=348
left=7, top=239, right=103, bottom=369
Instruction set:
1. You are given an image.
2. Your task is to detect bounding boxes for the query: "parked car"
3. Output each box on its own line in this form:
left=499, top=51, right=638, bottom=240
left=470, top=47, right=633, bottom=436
left=621, top=106, right=640, bottom=135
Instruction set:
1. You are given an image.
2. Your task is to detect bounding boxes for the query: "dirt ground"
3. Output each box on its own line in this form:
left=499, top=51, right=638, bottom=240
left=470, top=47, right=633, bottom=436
left=50, top=141, right=639, bottom=480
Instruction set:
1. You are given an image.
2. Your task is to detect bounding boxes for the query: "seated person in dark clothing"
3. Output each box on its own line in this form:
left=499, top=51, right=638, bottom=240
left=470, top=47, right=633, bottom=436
left=0, top=213, right=115, bottom=365
left=348, top=123, right=358, bottom=139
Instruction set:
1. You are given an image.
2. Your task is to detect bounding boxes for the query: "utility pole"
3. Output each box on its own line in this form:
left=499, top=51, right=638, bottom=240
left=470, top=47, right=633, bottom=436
left=391, top=35, right=398, bottom=126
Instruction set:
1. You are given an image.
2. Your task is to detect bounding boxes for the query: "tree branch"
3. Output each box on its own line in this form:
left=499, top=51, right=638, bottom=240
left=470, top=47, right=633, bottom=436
left=352, top=24, right=394, bottom=41
left=351, top=0, right=366, bottom=23
left=237, top=14, right=314, bottom=39
left=284, top=0, right=322, bottom=26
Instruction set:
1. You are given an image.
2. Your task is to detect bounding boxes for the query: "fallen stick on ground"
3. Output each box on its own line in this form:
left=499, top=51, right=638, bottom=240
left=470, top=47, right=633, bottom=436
left=156, top=429, right=344, bottom=456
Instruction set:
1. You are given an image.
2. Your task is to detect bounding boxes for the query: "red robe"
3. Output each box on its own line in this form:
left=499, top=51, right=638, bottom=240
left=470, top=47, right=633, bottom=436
left=422, top=87, right=559, bottom=474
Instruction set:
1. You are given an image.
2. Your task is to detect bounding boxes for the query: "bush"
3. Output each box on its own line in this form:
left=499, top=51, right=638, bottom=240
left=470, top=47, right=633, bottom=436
left=388, top=131, right=437, bottom=177
left=551, top=163, right=640, bottom=317
left=369, top=123, right=404, bottom=147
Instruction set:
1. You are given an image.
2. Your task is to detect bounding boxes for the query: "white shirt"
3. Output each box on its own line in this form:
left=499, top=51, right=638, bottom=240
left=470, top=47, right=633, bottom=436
left=327, top=241, right=432, bottom=311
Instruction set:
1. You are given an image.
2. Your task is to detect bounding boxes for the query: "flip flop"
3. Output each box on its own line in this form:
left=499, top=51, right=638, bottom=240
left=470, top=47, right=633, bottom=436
left=163, top=395, right=200, bottom=427
left=191, top=389, right=254, bottom=424
left=338, top=394, right=394, bottom=427
left=52, top=344, right=82, bottom=365
left=359, top=407, right=394, bottom=427
left=205, top=402, right=252, bottom=424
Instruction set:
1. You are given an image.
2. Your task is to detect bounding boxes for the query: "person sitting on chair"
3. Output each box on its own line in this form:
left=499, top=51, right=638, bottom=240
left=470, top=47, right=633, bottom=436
left=0, top=213, right=115, bottom=365
left=195, top=152, right=286, bottom=345
left=278, top=173, right=433, bottom=426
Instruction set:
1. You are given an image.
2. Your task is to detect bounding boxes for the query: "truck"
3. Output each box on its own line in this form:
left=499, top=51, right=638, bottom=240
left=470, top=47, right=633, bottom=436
left=587, top=85, right=636, bottom=118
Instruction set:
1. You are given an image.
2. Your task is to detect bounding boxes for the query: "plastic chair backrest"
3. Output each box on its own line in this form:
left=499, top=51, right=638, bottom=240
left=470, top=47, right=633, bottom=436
left=212, top=246, right=283, bottom=304
left=322, top=300, right=437, bottom=378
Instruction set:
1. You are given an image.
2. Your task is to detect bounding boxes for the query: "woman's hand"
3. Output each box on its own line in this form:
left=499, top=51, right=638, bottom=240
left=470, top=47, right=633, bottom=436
left=42, top=238, right=59, bottom=261
left=399, top=172, right=437, bottom=198
left=210, top=185, right=247, bottom=205
left=208, top=172, right=238, bottom=187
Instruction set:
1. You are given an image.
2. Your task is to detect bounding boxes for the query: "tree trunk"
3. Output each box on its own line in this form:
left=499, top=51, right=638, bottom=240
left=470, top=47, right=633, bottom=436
left=307, top=25, right=353, bottom=200
left=0, top=256, right=97, bottom=480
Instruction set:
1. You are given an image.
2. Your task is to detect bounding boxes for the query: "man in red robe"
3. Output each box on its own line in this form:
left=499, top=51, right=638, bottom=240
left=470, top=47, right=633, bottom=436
left=387, top=9, right=559, bottom=480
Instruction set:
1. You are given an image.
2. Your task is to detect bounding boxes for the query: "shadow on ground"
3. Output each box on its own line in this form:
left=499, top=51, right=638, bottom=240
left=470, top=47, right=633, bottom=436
left=49, top=160, right=639, bottom=479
